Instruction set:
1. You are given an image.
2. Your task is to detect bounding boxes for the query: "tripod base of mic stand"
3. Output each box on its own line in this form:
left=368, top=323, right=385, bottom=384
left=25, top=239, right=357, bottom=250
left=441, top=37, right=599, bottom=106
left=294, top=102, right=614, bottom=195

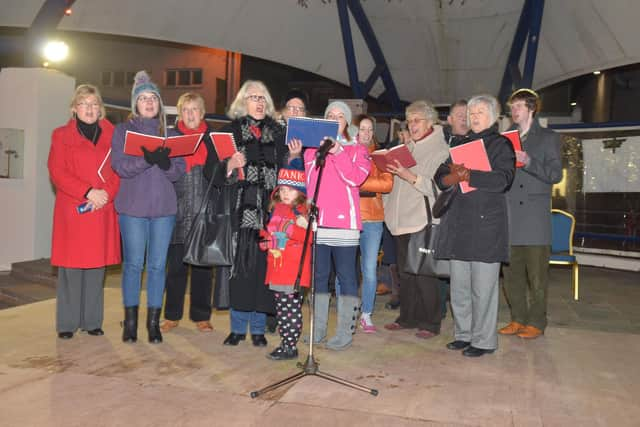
left=249, top=354, right=379, bottom=398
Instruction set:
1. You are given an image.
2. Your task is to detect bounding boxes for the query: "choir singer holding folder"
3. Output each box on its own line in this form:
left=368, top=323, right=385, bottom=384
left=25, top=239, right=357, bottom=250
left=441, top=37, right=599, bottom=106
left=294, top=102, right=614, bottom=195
left=48, top=84, right=121, bottom=340
left=383, top=100, right=449, bottom=340
left=434, top=94, right=515, bottom=357
left=111, top=71, right=186, bottom=344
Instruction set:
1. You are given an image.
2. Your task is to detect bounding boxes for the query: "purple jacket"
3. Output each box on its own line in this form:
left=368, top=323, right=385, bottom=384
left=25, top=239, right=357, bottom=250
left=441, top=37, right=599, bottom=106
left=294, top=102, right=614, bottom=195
left=111, top=117, right=185, bottom=217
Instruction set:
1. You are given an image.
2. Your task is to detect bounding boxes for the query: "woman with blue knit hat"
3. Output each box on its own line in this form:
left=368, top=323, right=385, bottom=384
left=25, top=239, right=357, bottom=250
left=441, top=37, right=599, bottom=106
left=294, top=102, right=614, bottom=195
left=111, top=70, right=186, bottom=344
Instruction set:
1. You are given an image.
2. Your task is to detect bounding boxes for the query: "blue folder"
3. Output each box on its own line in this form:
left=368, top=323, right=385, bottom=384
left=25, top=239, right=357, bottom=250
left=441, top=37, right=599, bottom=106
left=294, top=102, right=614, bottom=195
left=285, top=117, right=340, bottom=148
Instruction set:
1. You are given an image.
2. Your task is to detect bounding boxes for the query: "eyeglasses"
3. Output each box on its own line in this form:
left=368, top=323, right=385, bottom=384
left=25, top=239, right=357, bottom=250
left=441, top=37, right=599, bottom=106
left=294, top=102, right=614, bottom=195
left=286, top=105, right=306, bottom=113
left=406, top=118, right=427, bottom=126
left=246, top=94, right=267, bottom=103
left=138, top=95, right=159, bottom=103
left=77, top=102, right=100, bottom=109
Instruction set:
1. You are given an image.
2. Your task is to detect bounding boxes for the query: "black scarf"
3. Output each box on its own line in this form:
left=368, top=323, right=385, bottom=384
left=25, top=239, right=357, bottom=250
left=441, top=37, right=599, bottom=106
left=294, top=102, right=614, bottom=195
left=76, top=118, right=101, bottom=145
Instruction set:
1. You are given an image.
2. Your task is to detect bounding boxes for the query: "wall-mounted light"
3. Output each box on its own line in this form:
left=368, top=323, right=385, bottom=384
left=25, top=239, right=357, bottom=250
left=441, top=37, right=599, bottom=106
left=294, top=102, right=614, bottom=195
left=570, top=101, right=577, bottom=107
left=64, top=8, right=72, bottom=16
left=42, top=40, right=69, bottom=63
left=593, top=70, right=601, bottom=75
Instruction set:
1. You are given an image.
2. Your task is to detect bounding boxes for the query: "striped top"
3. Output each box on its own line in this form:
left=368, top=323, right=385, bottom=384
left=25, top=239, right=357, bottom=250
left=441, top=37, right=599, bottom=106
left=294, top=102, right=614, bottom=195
left=316, top=227, right=360, bottom=246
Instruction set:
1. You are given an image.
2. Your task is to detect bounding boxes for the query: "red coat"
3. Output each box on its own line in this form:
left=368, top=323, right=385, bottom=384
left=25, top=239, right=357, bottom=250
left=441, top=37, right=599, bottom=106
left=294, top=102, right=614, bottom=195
left=261, top=203, right=311, bottom=288
left=48, top=119, right=121, bottom=268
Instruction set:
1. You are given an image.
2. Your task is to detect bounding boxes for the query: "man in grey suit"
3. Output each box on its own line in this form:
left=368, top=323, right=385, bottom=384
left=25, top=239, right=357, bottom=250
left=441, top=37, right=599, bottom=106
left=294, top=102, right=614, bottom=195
left=500, top=89, right=563, bottom=339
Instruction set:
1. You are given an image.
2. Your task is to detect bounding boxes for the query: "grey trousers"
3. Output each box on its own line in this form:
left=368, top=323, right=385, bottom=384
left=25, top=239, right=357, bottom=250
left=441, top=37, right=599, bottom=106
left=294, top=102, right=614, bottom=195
left=450, top=260, right=500, bottom=350
left=56, top=267, right=105, bottom=333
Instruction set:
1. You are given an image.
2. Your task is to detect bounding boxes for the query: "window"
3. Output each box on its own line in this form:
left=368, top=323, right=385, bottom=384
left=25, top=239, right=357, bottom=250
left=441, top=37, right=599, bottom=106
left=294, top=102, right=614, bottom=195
left=101, top=71, right=112, bottom=86
left=165, top=69, right=203, bottom=87
left=216, top=78, right=227, bottom=114
left=113, top=71, right=125, bottom=87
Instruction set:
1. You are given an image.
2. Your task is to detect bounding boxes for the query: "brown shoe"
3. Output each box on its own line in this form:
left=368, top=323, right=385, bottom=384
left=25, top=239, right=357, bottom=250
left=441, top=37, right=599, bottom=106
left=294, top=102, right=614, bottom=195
left=160, top=319, right=179, bottom=333
left=384, top=322, right=407, bottom=331
left=376, top=283, right=391, bottom=296
left=195, top=321, right=214, bottom=332
left=498, top=321, right=525, bottom=335
left=517, top=325, right=543, bottom=339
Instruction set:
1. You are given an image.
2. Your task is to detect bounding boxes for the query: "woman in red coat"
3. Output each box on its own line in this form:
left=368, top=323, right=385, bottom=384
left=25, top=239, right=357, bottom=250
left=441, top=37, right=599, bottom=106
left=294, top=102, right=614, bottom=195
left=48, top=84, right=121, bottom=339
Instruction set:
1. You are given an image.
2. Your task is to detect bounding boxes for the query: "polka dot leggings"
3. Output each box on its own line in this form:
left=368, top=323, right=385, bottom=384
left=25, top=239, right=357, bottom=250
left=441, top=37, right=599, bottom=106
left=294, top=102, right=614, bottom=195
left=274, top=291, right=303, bottom=350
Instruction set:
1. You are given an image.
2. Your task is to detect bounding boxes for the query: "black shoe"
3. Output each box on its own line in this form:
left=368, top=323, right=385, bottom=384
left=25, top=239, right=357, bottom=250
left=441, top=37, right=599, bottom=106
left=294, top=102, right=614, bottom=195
left=147, top=307, right=163, bottom=344
left=58, top=331, right=73, bottom=339
left=223, top=333, right=246, bottom=346
left=385, top=300, right=400, bottom=310
left=446, top=340, right=470, bottom=350
left=122, top=306, right=138, bottom=343
left=251, top=334, right=268, bottom=347
left=462, top=346, right=495, bottom=357
left=267, top=347, right=298, bottom=361
left=85, top=328, right=104, bottom=336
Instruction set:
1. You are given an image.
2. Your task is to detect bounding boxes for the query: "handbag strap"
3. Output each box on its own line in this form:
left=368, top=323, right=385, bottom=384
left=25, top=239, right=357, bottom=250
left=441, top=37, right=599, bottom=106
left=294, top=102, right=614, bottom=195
left=195, top=162, right=222, bottom=217
left=423, top=179, right=438, bottom=225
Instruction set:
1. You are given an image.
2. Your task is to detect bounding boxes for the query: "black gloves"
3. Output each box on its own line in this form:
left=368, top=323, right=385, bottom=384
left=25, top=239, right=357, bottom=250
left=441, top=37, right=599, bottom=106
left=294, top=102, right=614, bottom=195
left=141, top=147, right=171, bottom=170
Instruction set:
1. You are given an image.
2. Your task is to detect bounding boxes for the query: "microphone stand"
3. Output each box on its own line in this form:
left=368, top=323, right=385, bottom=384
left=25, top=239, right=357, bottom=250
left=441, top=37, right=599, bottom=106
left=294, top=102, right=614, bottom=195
left=250, top=143, right=378, bottom=398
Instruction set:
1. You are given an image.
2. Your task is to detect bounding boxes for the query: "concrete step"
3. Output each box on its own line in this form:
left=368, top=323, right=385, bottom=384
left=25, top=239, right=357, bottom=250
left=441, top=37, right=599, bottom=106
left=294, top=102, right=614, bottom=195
left=10, top=258, right=57, bottom=288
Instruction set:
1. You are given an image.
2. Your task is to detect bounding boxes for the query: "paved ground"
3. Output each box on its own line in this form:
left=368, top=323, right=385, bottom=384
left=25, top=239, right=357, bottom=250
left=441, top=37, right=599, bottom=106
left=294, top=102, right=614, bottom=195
left=0, top=265, right=639, bottom=426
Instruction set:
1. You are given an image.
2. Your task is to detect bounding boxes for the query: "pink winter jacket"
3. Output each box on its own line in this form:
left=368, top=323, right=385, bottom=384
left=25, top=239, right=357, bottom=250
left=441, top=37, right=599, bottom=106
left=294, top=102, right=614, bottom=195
left=304, top=141, right=370, bottom=230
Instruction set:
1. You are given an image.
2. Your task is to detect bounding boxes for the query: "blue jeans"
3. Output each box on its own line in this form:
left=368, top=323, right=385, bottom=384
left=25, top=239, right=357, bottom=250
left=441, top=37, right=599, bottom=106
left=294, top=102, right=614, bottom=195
left=359, top=221, right=383, bottom=313
left=230, top=309, right=266, bottom=335
left=316, top=244, right=358, bottom=297
left=119, top=214, right=175, bottom=308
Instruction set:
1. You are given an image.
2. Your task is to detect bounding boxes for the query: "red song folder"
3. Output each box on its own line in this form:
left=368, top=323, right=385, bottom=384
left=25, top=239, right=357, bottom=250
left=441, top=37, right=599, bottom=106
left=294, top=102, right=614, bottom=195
left=370, top=144, right=417, bottom=172
left=502, top=130, right=524, bottom=168
left=210, top=132, right=245, bottom=180
left=123, top=131, right=203, bottom=157
left=449, top=138, right=492, bottom=193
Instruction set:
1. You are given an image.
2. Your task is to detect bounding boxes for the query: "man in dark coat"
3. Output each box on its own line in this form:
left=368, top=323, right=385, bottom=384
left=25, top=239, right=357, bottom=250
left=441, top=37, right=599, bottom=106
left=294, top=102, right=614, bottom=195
left=499, top=89, right=563, bottom=339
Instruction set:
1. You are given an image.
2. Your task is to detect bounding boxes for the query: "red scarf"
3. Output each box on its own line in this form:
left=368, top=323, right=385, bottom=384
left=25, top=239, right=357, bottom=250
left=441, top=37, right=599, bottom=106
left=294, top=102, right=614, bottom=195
left=177, top=120, right=207, bottom=135
left=177, top=120, right=208, bottom=172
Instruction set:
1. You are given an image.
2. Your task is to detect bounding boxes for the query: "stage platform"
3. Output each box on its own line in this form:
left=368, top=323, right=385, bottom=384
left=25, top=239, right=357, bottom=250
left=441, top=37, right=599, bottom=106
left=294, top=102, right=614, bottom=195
left=0, top=266, right=639, bottom=426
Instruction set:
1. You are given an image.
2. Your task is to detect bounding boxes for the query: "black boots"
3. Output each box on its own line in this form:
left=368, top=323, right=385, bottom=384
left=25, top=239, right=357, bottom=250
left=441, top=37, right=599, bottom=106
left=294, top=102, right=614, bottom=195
left=147, top=307, right=163, bottom=344
left=122, top=306, right=138, bottom=343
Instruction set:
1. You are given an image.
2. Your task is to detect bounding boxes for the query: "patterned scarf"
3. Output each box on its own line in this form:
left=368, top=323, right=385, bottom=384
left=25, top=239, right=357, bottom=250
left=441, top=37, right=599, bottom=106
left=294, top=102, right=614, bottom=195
left=232, top=115, right=285, bottom=275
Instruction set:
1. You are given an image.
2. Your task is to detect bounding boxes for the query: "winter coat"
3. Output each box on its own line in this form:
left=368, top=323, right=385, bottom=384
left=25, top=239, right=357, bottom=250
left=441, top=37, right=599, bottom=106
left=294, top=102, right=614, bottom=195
left=261, top=203, right=311, bottom=288
left=48, top=119, right=121, bottom=268
left=171, top=125, right=216, bottom=245
left=304, top=140, right=370, bottom=230
left=111, top=117, right=185, bottom=218
left=506, top=119, right=563, bottom=245
left=359, top=144, right=393, bottom=222
left=434, top=125, right=515, bottom=263
left=384, top=125, right=449, bottom=236
left=219, top=115, right=287, bottom=313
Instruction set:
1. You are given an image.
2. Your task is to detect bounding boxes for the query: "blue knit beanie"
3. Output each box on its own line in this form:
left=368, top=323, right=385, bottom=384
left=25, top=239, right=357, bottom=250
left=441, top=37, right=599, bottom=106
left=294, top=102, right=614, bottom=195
left=276, top=158, right=306, bottom=196
left=131, top=70, right=162, bottom=114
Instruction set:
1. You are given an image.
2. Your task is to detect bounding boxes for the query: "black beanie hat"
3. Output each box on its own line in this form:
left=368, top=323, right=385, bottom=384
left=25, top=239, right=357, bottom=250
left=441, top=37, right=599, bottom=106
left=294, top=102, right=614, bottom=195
left=283, top=88, right=309, bottom=109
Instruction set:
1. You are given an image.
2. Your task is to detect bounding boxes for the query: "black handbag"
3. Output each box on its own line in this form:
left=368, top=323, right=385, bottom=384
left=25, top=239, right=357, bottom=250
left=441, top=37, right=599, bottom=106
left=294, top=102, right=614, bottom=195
left=183, top=172, right=235, bottom=267
left=403, top=181, right=450, bottom=278
left=432, top=181, right=458, bottom=219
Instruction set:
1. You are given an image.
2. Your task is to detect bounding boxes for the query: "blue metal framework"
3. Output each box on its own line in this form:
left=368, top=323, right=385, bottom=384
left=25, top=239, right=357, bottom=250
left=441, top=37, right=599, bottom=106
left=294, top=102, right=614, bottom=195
left=498, top=0, right=545, bottom=105
left=336, top=0, right=403, bottom=112
left=24, top=0, right=75, bottom=66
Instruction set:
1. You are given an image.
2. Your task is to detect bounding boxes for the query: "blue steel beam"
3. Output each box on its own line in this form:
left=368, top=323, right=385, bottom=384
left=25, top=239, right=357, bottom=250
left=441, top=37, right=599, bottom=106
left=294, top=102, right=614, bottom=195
left=522, top=0, right=545, bottom=88
left=336, top=0, right=403, bottom=111
left=498, top=0, right=545, bottom=105
left=24, top=0, right=75, bottom=66
left=337, top=0, right=364, bottom=99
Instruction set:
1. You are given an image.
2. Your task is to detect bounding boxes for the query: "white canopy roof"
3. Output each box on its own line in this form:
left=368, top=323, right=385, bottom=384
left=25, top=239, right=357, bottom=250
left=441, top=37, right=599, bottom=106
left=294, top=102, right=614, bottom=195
left=2, top=0, right=639, bottom=104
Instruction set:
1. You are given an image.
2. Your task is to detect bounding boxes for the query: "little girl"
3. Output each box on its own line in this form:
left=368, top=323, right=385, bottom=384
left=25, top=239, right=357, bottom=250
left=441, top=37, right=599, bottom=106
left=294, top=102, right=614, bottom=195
left=260, top=159, right=311, bottom=360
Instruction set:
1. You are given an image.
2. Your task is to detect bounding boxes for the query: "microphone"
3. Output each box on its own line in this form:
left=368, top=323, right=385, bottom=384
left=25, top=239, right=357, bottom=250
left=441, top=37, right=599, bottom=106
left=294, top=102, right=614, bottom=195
left=315, top=138, right=334, bottom=167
